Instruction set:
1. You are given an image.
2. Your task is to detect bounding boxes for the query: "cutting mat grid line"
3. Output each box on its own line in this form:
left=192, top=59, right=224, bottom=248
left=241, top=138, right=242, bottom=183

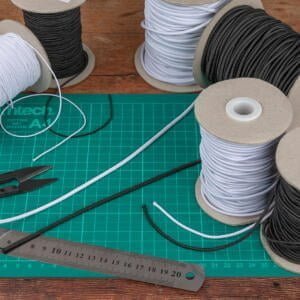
left=0, top=94, right=294, bottom=277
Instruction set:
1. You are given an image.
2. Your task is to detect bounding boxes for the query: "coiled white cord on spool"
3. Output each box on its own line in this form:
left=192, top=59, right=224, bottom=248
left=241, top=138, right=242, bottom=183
left=0, top=33, right=41, bottom=106
left=200, top=127, right=278, bottom=217
left=0, top=33, right=86, bottom=161
left=140, top=0, right=228, bottom=85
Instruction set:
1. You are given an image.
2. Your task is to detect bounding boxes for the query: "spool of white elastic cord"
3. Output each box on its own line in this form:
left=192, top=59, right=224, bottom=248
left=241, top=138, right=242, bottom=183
left=0, top=32, right=86, bottom=161
left=194, top=78, right=293, bottom=226
left=0, top=33, right=40, bottom=107
left=136, top=0, right=229, bottom=92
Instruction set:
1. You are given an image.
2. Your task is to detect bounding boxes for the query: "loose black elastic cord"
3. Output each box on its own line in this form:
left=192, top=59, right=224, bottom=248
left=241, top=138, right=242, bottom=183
left=24, top=8, right=88, bottom=79
left=1, top=159, right=201, bottom=255
left=201, top=5, right=300, bottom=95
left=262, top=179, right=300, bottom=264
left=142, top=200, right=273, bottom=253
left=45, top=94, right=114, bottom=139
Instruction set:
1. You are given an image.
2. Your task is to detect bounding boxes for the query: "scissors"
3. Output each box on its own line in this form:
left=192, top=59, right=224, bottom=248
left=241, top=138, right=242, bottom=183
left=0, top=166, right=57, bottom=198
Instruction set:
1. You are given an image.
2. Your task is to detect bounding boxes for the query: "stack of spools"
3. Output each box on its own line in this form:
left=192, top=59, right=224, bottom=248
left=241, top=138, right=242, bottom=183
left=135, top=0, right=230, bottom=92
left=10, top=0, right=95, bottom=87
left=194, top=77, right=300, bottom=274
left=137, top=0, right=299, bottom=96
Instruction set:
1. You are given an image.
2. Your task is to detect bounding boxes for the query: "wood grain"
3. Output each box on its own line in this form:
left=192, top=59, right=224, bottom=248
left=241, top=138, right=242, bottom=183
left=0, top=278, right=300, bottom=300
left=0, top=0, right=299, bottom=298
left=0, top=0, right=299, bottom=94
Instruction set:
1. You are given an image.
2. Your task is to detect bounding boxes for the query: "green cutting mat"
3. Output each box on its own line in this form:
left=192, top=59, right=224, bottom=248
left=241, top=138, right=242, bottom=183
left=0, top=94, right=294, bottom=277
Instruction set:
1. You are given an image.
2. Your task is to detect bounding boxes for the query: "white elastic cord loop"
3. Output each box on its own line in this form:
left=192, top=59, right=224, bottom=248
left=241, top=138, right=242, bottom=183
left=141, top=0, right=229, bottom=85
left=153, top=201, right=274, bottom=239
left=0, top=33, right=86, bottom=161
left=0, top=101, right=195, bottom=224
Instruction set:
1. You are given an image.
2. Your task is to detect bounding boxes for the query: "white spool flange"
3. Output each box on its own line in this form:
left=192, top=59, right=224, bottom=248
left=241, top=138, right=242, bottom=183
left=0, top=20, right=51, bottom=93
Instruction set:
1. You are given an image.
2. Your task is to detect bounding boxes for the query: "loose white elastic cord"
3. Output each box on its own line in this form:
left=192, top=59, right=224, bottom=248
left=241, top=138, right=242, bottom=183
left=200, top=127, right=279, bottom=218
left=0, top=101, right=195, bottom=224
left=153, top=201, right=274, bottom=240
left=153, top=201, right=255, bottom=239
left=0, top=33, right=86, bottom=161
left=141, top=0, right=228, bottom=85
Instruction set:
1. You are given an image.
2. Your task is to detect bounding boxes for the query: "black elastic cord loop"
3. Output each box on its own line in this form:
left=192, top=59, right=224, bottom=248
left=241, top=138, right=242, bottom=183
left=1, top=159, right=201, bottom=254
left=201, top=5, right=300, bottom=95
left=45, top=94, right=114, bottom=139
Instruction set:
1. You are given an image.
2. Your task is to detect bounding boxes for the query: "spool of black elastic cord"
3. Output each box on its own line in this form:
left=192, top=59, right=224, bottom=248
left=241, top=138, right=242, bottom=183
left=199, top=5, right=300, bottom=95
left=261, top=127, right=300, bottom=274
left=11, top=0, right=95, bottom=88
left=262, top=179, right=300, bottom=265
left=23, top=8, right=88, bottom=80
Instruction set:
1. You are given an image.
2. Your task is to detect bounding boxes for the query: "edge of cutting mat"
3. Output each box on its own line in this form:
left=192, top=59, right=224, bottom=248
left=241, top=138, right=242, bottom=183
left=0, top=20, right=51, bottom=93
left=192, top=0, right=264, bottom=87
left=135, top=44, right=202, bottom=93
left=260, top=228, right=300, bottom=274
left=49, top=44, right=95, bottom=88
left=11, top=0, right=86, bottom=13
left=288, top=77, right=300, bottom=130
left=195, top=177, right=259, bottom=226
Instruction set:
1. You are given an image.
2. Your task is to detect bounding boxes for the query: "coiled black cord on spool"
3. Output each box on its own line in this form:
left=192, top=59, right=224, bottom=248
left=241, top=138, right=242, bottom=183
left=23, top=8, right=88, bottom=79
left=263, top=179, right=300, bottom=264
left=201, top=6, right=300, bottom=95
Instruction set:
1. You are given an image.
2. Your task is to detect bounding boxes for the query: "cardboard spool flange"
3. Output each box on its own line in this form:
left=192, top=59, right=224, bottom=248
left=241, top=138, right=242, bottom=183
left=135, top=44, right=201, bottom=93
left=49, top=44, right=95, bottom=88
left=193, top=0, right=264, bottom=87
left=194, top=78, right=293, bottom=225
left=11, top=0, right=86, bottom=13
left=0, top=20, right=51, bottom=93
left=260, top=228, right=300, bottom=274
left=11, top=0, right=95, bottom=88
left=260, top=127, right=300, bottom=274
left=135, top=0, right=224, bottom=92
left=288, top=77, right=300, bottom=130
left=195, top=178, right=259, bottom=226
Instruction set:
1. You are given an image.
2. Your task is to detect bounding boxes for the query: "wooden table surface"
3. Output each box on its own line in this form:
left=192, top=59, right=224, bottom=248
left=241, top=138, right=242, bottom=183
left=0, top=0, right=299, bottom=298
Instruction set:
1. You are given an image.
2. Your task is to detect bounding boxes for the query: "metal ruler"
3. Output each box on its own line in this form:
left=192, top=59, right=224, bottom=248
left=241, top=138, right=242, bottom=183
left=0, top=228, right=205, bottom=292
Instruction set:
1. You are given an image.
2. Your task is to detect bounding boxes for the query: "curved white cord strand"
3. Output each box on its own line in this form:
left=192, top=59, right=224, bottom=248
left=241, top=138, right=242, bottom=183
left=141, top=0, right=229, bottom=85
left=153, top=201, right=274, bottom=240
left=153, top=201, right=255, bottom=239
left=0, top=101, right=195, bottom=224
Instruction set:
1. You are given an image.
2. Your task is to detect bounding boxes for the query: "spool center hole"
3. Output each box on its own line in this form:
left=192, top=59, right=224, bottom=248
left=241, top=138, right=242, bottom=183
left=233, top=102, right=254, bottom=116
left=226, top=97, right=262, bottom=122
